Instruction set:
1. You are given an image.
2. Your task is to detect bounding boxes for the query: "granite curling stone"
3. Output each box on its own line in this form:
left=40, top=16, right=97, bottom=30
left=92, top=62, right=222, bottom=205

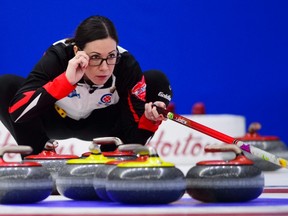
left=105, top=146, right=186, bottom=204
left=56, top=140, right=113, bottom=200
left=93, top=143, right=149, bottom=201
left=0, top=146, right=53, bottom=204
left=24, top=140, right=79, bottom=195
left=186, top=144, right=264, bottom=202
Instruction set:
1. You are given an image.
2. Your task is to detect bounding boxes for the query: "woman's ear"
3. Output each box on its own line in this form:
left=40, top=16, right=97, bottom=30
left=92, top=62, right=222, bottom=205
left=73, top=45, right=79, bottom=55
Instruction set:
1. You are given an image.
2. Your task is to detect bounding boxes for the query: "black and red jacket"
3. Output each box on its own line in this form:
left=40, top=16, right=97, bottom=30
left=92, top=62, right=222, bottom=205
left=8, top=40, right=160, bottom=144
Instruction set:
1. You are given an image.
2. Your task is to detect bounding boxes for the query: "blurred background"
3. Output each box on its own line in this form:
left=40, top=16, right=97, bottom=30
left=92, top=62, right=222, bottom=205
left=0, top=0, right=287, bottom=144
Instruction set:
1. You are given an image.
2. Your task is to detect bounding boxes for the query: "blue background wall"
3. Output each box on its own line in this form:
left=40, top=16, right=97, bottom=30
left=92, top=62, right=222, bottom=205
left=1, top=0, right=288, bottom=144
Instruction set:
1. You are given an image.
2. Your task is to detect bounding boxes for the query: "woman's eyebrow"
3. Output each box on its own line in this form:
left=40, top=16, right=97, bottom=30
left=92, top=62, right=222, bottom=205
left=89, top=50, right=117, bottom=55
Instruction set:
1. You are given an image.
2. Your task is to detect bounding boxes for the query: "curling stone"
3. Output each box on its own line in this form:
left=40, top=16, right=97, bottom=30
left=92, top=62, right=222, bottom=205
left=192, top=102, right=206, bottom=114
left=0, top=145, right=53, bottom=204
left=222, top=122, right=288, bottom=171
left=56, top=140, right=114, bottom=200
left=186, top=144, right=264, bottom=203
left=93, top=143, right=149, bottom=201
left=105, top=146, right=186, bottom=204
left=24, top=140, right=79, bottom=195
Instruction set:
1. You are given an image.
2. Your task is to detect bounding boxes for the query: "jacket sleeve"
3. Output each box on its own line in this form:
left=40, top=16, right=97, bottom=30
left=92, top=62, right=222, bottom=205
left=9, top=45, right=75, bottom=123
left=115, top=52, right=161, bottom=144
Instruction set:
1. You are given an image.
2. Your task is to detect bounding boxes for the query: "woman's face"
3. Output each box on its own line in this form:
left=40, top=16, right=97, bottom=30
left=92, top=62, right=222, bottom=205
left=82, top=37, right=118, bottom=85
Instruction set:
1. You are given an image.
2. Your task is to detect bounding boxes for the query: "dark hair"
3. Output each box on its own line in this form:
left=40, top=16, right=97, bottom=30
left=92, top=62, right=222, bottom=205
left=66, top=15, right=119, bottom=49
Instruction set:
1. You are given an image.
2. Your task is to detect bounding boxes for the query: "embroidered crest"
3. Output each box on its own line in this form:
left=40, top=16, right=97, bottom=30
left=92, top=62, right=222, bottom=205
left=99, top=93, right=112, bottom=104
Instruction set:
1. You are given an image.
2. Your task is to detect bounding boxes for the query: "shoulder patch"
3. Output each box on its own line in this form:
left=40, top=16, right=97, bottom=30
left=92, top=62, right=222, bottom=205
left=131, top=76, right=146, bottom=101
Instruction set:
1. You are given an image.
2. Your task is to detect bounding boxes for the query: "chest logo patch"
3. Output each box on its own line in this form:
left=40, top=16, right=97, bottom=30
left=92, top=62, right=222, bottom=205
left=99, top=93, right=112, bottom=104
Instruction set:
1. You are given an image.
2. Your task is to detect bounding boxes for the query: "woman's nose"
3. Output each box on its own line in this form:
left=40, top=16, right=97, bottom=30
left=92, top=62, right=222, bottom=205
left=99, top=60, right=109, bottom=70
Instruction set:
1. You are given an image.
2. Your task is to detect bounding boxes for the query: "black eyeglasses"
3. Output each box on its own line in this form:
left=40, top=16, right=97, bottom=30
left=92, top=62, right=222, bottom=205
left=89, top=53, right=121, bottom=66
left=77, top=47, right=121, bottom=66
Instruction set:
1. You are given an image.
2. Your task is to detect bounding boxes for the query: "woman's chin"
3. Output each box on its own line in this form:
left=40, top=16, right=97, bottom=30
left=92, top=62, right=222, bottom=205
left=91, top=78, right=108, bottom=85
